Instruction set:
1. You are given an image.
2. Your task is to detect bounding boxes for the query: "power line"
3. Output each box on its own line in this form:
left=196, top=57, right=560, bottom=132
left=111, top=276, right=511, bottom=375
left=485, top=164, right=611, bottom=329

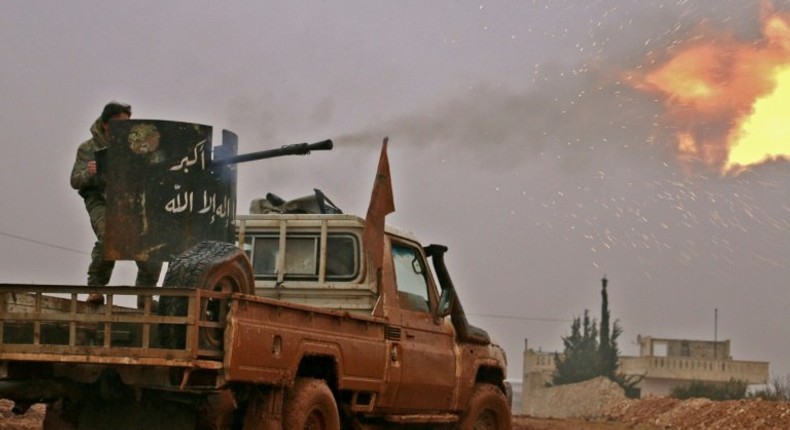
left=468, top=312, right=570, bottom=323
left=0, top=231, right=572, bottom=326
left=0, top=231, right=88, bottom=255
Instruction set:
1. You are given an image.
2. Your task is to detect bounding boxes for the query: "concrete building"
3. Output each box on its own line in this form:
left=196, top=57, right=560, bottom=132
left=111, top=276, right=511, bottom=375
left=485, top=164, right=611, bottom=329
left=620, top=335, right=769, bottom=396
left=523, top=335, right=769, bottom=406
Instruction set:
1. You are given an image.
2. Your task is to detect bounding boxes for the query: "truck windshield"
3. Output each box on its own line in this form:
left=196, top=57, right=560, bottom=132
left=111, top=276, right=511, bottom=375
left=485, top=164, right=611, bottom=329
left=244, top=233, right=358, bottom=281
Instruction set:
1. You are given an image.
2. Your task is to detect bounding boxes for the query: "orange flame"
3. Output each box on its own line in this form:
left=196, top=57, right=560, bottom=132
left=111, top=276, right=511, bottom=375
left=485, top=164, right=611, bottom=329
left=628, top=4, right=790, bottom=175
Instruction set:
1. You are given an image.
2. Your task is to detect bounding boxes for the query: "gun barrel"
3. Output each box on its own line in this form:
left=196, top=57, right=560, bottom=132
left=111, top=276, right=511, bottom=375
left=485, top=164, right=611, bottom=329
left=215, top=139, right=333, bottom=165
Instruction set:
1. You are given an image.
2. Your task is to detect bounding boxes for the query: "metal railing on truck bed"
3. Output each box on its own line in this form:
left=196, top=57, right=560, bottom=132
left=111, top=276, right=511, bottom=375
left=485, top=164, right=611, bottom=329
left=0, top=284, right=228, bottom=370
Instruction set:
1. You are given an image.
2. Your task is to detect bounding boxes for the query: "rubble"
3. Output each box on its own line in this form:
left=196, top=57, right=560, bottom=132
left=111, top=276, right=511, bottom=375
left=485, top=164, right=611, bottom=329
left=0, top=400, right=43, bottom=430
left=603, top=396, right=790, bottom=429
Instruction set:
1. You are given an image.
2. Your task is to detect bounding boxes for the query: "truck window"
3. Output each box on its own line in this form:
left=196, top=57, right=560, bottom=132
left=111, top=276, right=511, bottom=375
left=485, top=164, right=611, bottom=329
left=392, top=243, right=430, bottom=313
left=244, top=233, right=358, bottom=281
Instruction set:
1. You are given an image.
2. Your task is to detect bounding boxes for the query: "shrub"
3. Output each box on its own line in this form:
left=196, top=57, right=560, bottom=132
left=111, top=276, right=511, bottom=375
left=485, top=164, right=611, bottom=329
left=670, top=379, right=748, bottom=401
left=750, top=375, right=790, bottom=401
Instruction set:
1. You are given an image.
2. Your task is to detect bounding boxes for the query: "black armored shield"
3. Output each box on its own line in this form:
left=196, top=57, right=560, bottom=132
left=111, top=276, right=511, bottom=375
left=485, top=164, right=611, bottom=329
left=103, top=120, right=238, bottom=262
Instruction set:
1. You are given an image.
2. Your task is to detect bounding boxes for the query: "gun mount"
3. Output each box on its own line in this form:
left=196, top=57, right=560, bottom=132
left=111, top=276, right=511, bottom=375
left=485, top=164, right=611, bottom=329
left=101, top=119, right=332, bottom=262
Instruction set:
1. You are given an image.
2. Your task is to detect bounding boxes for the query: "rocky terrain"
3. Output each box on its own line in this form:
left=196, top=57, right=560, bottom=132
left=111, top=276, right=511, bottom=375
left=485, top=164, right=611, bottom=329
left=600, top=397, right=790, bottom=429
left=516, top=397, right=790, bottom=429
left=3, top=397, right=790, bottom=429
left=0, top=401, right=43, bottom=430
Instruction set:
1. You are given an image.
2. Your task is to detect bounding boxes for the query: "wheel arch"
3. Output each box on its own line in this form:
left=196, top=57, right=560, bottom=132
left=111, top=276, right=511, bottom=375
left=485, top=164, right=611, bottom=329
left=475, top=364, right=507, bottom=394
left=295, top=353, right=340, bottom=394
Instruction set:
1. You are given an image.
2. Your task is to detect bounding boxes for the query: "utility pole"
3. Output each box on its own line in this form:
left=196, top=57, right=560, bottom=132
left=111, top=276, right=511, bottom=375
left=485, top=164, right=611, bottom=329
left=714, top=308, right=718, bottom=360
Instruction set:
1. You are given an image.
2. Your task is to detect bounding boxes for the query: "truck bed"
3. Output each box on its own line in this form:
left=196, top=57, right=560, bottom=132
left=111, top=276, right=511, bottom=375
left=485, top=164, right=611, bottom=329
left=223, top=291, right=388, bottom=392
left=0, top=284, right=388, bottom=393
left=0, top=284, right=222, bottom=368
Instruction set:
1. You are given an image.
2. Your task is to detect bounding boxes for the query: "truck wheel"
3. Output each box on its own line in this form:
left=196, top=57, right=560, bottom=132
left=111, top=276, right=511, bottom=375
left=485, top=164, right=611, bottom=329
left=457, top=383, right=512, bottom=430
left=159, top=241, right=255, bottom=349
left=43, top=404, right=77, bottom=430
left=283, top=378, right=340, bottom=430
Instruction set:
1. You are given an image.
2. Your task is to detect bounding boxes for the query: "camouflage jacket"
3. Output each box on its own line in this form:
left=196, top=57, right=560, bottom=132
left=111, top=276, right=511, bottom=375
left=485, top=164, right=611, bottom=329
left=70, top=118, right=107, bottom=205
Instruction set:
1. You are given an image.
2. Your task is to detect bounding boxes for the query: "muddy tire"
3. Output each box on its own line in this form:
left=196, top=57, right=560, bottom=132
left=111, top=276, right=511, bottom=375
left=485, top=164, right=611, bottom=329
left=158, top=241, right=255, bottom=349
left=457, top=383, right=512, bottom=430
left=43, top=404, right=77, bottom=430
left=282, top=378, right=340, bottom=430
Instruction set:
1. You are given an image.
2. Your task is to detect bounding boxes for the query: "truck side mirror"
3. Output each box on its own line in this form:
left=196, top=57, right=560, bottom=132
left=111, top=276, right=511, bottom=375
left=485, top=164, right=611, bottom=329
left=436, top=288, right=454, bottom=319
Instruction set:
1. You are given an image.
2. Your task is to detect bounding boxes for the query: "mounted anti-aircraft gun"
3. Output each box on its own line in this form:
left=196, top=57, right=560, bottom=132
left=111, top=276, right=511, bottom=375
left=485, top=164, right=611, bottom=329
left=100, top=119, right=332, bottom=263
left=212, top=139, right=333, bottom=166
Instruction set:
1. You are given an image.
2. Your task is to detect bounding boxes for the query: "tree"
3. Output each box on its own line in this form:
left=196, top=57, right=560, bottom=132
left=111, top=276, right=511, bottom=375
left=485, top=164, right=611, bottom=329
left=553, top=277, right=638, bottom=396
left=552, top=309, right=601, bottom=385
left=598, top=277, right=621, bottom=380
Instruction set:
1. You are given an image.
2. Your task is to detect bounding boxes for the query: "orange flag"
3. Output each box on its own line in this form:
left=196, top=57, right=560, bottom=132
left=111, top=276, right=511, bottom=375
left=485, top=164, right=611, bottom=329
left=362, top=137, right=395, bottom=274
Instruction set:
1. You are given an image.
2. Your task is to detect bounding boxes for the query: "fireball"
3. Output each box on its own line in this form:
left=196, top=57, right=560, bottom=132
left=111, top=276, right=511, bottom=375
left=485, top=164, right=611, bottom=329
left=628, top=5, right=790, bottom=175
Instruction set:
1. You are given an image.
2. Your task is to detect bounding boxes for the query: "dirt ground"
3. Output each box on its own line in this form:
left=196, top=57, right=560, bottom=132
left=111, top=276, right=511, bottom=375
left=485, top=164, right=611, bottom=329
left=3, top=398, right=790, bottom=429
left=514, top=415, right=662, bottom=429
left=515, top=397, right=790, bottom=429
left=601, top=397, right=790, bottom=429
left=0, top=400, right=43, bottom=430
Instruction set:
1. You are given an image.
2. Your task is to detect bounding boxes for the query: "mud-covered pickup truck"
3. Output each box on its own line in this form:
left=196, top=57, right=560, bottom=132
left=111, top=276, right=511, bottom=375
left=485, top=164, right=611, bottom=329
left=0, top=122, right=510, bottom=429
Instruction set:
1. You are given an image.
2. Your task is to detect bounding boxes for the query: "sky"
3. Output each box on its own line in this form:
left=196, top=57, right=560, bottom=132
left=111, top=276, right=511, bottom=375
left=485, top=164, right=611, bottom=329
left=2, top=1, right=790, bottom=383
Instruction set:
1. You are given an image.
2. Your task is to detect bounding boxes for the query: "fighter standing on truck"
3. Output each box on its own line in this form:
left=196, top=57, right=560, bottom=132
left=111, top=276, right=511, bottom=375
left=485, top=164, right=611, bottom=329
left=70, top=101, right=162, bottom=305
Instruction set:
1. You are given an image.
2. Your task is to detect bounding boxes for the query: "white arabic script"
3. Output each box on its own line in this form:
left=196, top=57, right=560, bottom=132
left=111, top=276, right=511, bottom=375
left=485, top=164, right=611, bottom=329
left=169, top=140, right=207, bottom=173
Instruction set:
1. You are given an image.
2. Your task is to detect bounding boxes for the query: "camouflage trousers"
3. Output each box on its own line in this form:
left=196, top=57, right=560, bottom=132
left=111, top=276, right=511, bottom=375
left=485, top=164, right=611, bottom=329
left=87, top=203, right=162, bottom=286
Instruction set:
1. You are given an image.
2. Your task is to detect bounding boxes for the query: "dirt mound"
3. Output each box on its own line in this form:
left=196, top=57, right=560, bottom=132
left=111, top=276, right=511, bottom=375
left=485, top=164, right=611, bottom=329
left=0, top=400, right=44, bottom=430
left=604, top=397, right=790, bottom=429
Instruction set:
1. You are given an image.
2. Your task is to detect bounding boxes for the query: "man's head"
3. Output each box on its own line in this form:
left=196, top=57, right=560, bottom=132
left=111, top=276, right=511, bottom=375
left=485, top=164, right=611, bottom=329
left=101, top=101, right=131, bottom=122
left=100, top=101, right=131, bottom=135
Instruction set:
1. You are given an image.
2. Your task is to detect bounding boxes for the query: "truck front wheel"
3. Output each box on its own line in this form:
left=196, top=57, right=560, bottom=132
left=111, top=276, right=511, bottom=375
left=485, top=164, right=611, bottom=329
left=282, top=378, right=340, bottom=430
left=457, top=383, right=512, bottom=430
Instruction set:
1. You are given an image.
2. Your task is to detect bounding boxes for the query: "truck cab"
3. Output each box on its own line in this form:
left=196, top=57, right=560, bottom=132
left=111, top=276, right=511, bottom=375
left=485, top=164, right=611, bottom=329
left=235, top=212, right=509, bottom=417
left=238, top=214, right=376, bottom=312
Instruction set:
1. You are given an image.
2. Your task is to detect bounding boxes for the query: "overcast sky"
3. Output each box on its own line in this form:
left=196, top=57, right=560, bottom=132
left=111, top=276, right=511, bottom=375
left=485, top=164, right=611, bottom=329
left=2, top=1, right=790, bottom=382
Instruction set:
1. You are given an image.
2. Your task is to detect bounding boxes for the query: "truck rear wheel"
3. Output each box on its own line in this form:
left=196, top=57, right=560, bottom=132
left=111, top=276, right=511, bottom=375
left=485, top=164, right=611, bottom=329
left=43, top=403, right=77, bottom=430
left=159, top=241, right=255, bottom=349
left=282, top=378, right=340, bottom=430
left=457, top=383, right=512, bottom=430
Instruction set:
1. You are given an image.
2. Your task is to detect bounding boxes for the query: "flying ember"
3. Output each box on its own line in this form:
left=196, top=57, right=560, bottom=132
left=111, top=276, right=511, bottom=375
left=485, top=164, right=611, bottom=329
left=627, top=5, right=790, bottom=175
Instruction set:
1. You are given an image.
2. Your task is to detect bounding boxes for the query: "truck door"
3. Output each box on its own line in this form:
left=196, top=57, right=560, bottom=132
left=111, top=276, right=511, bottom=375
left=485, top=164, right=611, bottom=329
left=390, top=242, right=457, bottom=411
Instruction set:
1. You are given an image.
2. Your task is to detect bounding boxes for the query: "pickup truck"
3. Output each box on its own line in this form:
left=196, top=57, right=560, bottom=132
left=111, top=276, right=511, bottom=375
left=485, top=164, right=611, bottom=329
left=4, top=186, right=514, bottom=430
left=0, top=212, right=510, bottom=429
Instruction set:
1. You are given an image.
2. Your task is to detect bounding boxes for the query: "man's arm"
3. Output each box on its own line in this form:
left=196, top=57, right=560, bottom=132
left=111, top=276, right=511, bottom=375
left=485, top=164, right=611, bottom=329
left=70, top=143, right=98, bottom=190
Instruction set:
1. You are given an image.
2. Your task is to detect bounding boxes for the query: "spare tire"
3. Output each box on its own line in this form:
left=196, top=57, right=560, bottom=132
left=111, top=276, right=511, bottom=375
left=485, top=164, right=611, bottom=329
left=158, top=241, right=255, bottom=350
